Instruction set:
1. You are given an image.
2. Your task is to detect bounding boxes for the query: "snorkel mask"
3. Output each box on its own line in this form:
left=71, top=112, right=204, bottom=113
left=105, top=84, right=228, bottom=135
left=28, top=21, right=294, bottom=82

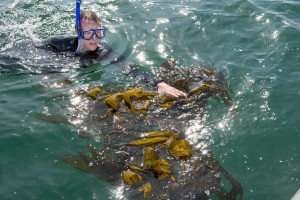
left=75, top=0, right=84, bottom=53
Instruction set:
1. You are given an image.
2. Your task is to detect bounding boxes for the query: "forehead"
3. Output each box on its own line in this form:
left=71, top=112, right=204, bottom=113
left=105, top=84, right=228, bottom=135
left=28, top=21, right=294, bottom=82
left=81, top=19, right=101, bottom=30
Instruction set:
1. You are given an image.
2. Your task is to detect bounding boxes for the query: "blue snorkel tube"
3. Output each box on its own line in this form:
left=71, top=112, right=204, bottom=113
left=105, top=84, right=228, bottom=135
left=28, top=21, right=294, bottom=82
left=75, top=0, right=84, bottom=53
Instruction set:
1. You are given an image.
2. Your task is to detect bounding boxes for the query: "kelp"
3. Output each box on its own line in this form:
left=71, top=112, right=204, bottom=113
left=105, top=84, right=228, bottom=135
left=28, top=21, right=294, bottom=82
left=121, top=146, right=175, bottom=197
left=127, top=130, right=192, bottom=160
left=122, top=169, right=143, bottom=185
left=57, top=59, right=243, bottom=199
left=60, top=134, right=242, bottom=199
left=168, top=139, right=192, bottom=159
left=142, top=183, right=152, bottom=198
left=85, top=62, right=235, bottom=113
left=59, top=153, right=91, bottom=174
left=60, top=144, right=124, bottom=183
left=120, top=130, right=192, bottom=196
left=128, top=130, right=177, bottom=147
left=103, top=88, right=157, bottom=113
left=143, top=148, right=172, bottom=176
left=128, top=164, right=149, bottom=174
left=38, top=114, right=73, bottom=126
left=116, top=127, right=240, bottom=198
left=188, top=84, right=211, bottom=96
left=87, top=86, right=102, bottom=99
left=143, top=147, right=159, bottom=166
left=158, top=58, right=236, bottom=114
left=128, top=137, right=169, bottom=146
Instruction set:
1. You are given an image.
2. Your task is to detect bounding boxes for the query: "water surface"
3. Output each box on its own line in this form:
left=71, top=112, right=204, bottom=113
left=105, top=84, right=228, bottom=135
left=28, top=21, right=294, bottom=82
left=0, top=0, right=300, bottom=199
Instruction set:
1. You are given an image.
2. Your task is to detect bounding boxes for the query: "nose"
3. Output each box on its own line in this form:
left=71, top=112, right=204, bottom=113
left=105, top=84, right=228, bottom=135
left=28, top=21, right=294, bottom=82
left=92, top=33, right=97, bottom=40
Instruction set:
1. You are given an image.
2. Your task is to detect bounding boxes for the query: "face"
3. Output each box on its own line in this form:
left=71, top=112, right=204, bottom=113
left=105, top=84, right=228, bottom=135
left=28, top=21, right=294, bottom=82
left=81, top=19, right=102, bottom=51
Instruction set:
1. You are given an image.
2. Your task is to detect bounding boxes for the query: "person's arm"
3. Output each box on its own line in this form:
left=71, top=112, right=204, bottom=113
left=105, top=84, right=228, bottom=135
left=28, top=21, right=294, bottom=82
left=97, top=44, right=186, bottom=97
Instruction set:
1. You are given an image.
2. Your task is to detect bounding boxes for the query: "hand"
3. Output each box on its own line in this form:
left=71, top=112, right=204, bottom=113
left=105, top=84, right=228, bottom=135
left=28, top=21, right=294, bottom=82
left=157, top=82, right=187, bottom=98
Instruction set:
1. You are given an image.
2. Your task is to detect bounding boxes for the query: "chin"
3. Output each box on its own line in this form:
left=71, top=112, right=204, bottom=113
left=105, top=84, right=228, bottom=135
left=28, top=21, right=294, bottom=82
left=83, top=43, right=99, bottom=52
left=88, top=46, right=98, bottom=51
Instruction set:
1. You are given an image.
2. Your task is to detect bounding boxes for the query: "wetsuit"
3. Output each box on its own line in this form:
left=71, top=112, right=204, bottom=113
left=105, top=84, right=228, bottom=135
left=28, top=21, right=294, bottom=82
left=39, top=36, right=163, bottom=86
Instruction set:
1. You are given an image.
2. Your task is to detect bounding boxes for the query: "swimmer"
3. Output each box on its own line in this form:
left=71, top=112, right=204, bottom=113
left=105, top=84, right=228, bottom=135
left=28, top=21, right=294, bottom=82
left=41, top=10, right=186, bottom=98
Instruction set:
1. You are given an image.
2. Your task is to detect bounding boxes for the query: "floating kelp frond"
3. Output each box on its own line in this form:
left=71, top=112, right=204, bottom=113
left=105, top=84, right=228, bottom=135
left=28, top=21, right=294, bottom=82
left=38, top=114, right=73, bottom=125
left=187, top=67, right=235, bottom=108
left=157, top=95, right=181, bottom=109
left=149, top=158, right=172, bottom=175
left=143, top=147, right=170, bottom=173
left=159, top=101, right=175, bottom=108
left=122, top=169, right=143, bottom=185
left=100, top=74, right=233, bottom=113
left=87, top=86, right=103, bottom=99
left=158, top=95, right=179, bottom=102
left=103, top=88, right=157, bottom=113
left=61, top=139, right=242, bottom=199
left=128, top=164, right=149, bottom=174
left=142, top=183, right=152, bottom=198
left=132, top=99, right=151, bottom=113
left=122, top=130, right=192, bottom=186
left=173, top=79, right=187, bottom=92
left=104, top=93, right=122, bottom=110
left=142, top=147, right=174, bottom=181
left=168, top=139, right=192, bottom=159
left=188, top=84, right=211, bottom=96
left=143, top=147, right=159, bottom=167
left=158, top=58, right=236, bottom=112
left=158, top=59, right=188, bottom=93
left=60, top=144, right=124, bottom=183
left=128, top=137, right=169, bottom=146
left=59, top=153, right=91, bottom=174
left=162, top=134, right=179, bottom=148
left=106, top=108, right=119, bottom=116
left=55, top=58, right=241, bottom=198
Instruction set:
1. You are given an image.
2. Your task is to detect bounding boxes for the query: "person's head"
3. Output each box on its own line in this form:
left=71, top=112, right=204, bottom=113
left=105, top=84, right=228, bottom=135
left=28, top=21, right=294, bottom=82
left=78, top=10, right=105, bottom=51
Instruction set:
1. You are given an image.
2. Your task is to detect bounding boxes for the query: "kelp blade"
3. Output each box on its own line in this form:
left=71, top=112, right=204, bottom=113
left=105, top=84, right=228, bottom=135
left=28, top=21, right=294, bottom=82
left=129, top=137, right=168, bottom=146
left=122, top=169, right=142, bottom=185
left=142, top=183, right=152, bottom=198
left=168, top=139, right=193, bottom=159
left=87, top=87, right=102, bottom=99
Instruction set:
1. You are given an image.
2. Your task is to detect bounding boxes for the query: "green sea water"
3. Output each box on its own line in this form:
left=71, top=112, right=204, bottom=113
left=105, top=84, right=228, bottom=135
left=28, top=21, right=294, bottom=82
left=0, top=0, right=300, bottom=199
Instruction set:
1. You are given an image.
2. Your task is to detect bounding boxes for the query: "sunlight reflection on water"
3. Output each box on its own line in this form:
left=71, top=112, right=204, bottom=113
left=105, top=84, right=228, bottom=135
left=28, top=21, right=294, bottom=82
left=1, top=0, right=299, bottom=199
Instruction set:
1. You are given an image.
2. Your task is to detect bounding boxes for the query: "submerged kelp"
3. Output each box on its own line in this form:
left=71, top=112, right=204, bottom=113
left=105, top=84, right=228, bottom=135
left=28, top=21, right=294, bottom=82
left=60, top=140, right=221, bottom=199
left=60, top=132, right=242, bottom=199
left=43, top=59, right=242, bottom=199
left=158, top=58, right=236, bottom=111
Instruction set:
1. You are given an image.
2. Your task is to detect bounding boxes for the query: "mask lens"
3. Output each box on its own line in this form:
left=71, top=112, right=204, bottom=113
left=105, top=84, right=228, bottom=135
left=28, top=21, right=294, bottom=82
left=95, top=30, right=104, bottom=38
left=82, top=28, right=106, bottom=40
left=83, top=30, right=94, bottom=40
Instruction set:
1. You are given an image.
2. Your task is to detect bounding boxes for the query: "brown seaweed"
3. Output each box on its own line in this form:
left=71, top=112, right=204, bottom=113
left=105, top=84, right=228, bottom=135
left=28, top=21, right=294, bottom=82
left=56, top=58, right=242, bottom=199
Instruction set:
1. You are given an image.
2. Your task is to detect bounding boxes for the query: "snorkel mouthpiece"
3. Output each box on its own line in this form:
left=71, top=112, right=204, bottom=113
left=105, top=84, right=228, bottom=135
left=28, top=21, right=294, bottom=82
left=75, top=0, right=84, bottom=53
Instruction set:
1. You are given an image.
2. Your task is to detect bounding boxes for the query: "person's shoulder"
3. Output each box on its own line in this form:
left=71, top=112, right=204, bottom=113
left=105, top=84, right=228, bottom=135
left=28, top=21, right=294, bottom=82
left=44, top=35, right=78, bottom=52
left=46, top=35, right=77, bottom=42
left=46, top=35, right=77, bottom=46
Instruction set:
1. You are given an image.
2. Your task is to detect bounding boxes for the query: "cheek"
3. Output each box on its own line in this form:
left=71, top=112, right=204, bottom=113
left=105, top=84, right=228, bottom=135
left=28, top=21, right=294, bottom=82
left=82, top=40, right=91, bottom=49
